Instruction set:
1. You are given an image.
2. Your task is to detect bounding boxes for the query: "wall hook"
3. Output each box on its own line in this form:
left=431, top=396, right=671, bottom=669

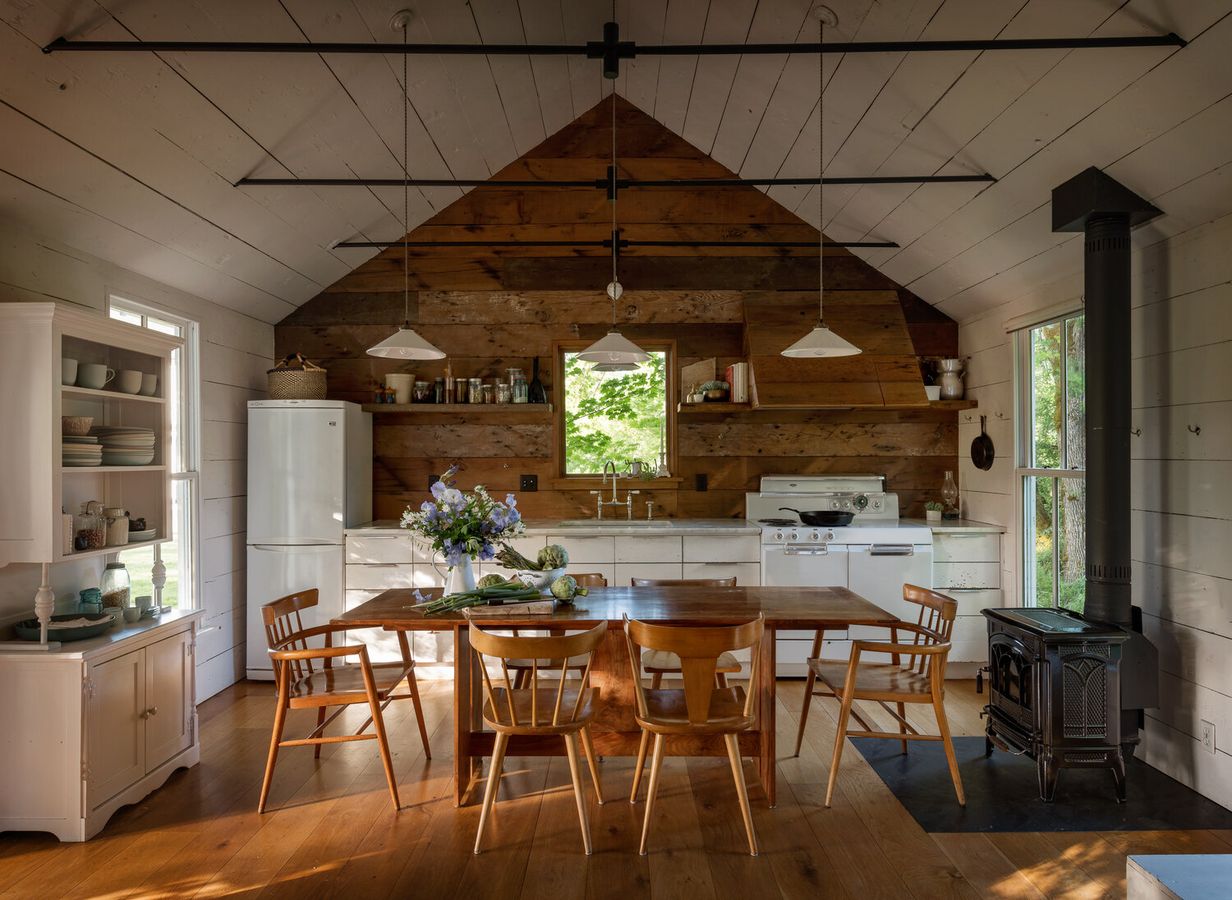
left=1188, top=424, right=1201, bottom=436
left=1130, top=427, right=1141, bottom=437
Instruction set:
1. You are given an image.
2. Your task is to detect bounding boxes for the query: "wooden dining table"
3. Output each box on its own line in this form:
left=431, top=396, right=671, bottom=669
left=334, top=584, right=897, bottom=807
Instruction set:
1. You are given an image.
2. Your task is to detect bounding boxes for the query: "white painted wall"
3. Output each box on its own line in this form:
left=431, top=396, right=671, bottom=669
left=0, top=217, right=272, bottom=701
left=956, top=211, right=1232, bottom=809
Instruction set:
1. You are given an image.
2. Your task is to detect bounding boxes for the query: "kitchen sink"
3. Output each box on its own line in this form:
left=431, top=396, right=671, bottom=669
left=554, top=519, right=676, bottom=528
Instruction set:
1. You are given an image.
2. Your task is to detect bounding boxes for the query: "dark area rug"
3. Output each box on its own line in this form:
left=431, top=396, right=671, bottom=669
left=852, top=736, right=1232, bottom=833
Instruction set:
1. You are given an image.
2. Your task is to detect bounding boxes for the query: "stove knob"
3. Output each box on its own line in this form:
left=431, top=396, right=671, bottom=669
left=825, top=530, right=835, bottom=541
left=789, top=530, right=799, bottom=542
left=854, top=494, right=869, bottom=510
left=810, top=530, right=821, bottom=542
left=774, top=531, right=784, bottom=541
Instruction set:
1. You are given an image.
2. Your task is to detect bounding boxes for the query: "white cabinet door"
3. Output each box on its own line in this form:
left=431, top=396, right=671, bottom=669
left=933, top=533, right=1000, bottom=563
left=615, top=563, right=683, bottom=584
left=88, top=651, right=145, bottom=806
left=145, top=632, right=192, bottom=771
left=683, top=535, right=760, bottom=563
left=615, top=536, right=682, bottom=563
left=933, top=562, right=1000, bottom=589
left=546, top=535, right=614, bottom=564
left=682, top=562, right=760, bottom=585
left=345, top=534, right=418, bottom=564
left=344, top=563, right=416, bottom=590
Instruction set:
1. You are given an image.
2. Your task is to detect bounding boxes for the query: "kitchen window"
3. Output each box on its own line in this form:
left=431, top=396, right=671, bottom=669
left=1016, top=310, right=1085, bottom=612
left=560, top=347, right=669, bottom=476
left=108, top=295, right=201, bottom=610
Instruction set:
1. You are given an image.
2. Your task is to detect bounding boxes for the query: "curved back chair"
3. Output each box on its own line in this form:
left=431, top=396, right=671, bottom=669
left=507, top=573, right=608, bottom=687
left=628, top=577, right=742, bottom=688
left=469, top=620, right=608, bottom=855
left=623, top=614, right=765, bottom=856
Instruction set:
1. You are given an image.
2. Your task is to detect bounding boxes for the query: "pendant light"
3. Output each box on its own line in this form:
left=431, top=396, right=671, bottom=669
left=368, top=12, right=445, bottom=361
left=578, top=85, right=649, bottom=367
left=782, top=6, right=861, bottom=359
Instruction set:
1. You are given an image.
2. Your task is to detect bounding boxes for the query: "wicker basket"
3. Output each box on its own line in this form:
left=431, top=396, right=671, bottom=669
left=267, top=353, right=327, bottom=400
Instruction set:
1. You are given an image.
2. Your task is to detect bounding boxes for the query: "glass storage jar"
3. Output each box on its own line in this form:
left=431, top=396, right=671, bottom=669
left=75, top=500, right=106, bottom=551
left=101, top=562, right=132, bottom=611
left=104, top=507, right=130, bottom=548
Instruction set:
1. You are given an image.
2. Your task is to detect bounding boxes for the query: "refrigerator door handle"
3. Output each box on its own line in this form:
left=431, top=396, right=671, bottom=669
left=251, top=543, right=341, bottom=552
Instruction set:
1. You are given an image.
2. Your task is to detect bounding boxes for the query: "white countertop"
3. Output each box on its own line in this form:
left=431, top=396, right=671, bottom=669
left=347, top=518, right=762, bottom=537
left=899, top=517, right=1005, bottom=533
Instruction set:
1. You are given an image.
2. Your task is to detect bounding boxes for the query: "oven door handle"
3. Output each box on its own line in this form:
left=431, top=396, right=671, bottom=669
left=868, top=544, right=915, bottom=556
left=782, top=544, right=829, bottom=556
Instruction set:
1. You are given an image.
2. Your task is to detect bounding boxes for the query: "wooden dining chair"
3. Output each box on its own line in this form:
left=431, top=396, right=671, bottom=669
left=630, top=577, right=742, bottom=689
left=623, top=613, right=765, bottom=856
left=507, top=573, right=608, bottom=688
left=258, top=589, right=425, bottom=813
left=470, top=621, right=608, bottom=855
left=794, top=584, right=964, bottom=807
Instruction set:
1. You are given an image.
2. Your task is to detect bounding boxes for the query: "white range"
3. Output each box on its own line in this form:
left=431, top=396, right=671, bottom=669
left=746, top=475, right=934, bottom=676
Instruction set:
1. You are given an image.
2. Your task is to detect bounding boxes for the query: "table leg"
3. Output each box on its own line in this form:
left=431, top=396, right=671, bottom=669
left=757, top=628, right=777, bottom=808
left=452, top=626, right=482, bottom=807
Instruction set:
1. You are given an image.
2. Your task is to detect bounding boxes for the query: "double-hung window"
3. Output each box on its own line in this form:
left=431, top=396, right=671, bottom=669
left=1016, top=310, right=1085, bottom=611
left=108, top=295, right=201, bottom=610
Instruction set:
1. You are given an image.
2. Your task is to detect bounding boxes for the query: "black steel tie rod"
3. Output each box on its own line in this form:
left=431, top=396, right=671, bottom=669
left=237, top=173, right=995, bottom=188
left=332, top=239, right=898, bottom=250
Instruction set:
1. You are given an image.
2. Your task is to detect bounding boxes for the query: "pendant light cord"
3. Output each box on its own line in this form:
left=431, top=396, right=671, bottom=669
left=610, top=76, right=619, bottom=327
left=402, top=21, right=410, bottom=325
left=817, top=12, right=826, bottom=327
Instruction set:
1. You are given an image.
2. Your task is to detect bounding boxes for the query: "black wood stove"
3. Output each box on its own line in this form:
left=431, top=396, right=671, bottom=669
left=983, top=607, right=1129, bottom=800
left=981, top=168, right=1160, bottom=803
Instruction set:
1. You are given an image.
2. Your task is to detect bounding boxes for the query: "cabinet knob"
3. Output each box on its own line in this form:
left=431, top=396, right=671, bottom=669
left=141, top=706, right=159, bottom=719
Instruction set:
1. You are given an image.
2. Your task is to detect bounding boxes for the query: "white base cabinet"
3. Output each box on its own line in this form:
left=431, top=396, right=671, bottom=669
left=0, top=611, right=202, bottom=842
left=930, top=530, right=1003, bottom=665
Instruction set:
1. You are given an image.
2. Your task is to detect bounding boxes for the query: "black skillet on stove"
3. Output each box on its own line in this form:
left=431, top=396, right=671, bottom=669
left=778, top=507, right=855, bottom=527
left=971, top=415, right=995, bottom=471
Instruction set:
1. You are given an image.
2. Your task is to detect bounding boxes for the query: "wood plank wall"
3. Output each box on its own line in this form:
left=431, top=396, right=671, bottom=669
left=275, top=96, right=958, bottom=521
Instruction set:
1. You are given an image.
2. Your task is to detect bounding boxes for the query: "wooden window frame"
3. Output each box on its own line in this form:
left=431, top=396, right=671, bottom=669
left=551, top=339, right=680, bottom=487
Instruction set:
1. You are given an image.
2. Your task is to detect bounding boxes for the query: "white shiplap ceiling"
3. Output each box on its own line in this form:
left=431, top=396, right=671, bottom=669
left=1, top=0, right=1230, bottom=325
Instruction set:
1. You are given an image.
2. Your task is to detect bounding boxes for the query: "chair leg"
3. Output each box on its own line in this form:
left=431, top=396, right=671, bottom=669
left=650, top=672, right=663, bottom=690
left=638, top=733, right=666, bottom=856
left=715, top=672, right=728, bottom=689
left=724, top=733, right=758, bottom=856
left=580, top=726, right=604, bottom=805
left=361, top=666, right=401, bottom=811
left=257, top=671, right=290, bottom=814
left=630, top=728, right=650, bottom=803
left=313, top=706, right=326, bottom=759
left=564, top=732, right=594, bottom=855
left=793, top=667, right=817, bottom=757
left=896, top=701, right=908, bottom=756
left=473, top=731, right=509, bottom=854
left=824, top=691, right=855, bottom=808
left=933, top=694, right=966, bottom=807
left=407, top=667, right=432, bottom=759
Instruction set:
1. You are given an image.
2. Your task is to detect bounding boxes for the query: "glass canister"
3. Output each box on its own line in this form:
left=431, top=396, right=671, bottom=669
left=468, top=377, right=483, bottom=404
left=101, top=562, right=132, bottom=611
left=104, top=507, right=130, bottom=548
left=78, top=587, right=103, bottom=616
left=496, top=383, right=512, bottom=404
left=512, top=373, right=529, bottom=404
left=75, top=500, right=106, bottom=551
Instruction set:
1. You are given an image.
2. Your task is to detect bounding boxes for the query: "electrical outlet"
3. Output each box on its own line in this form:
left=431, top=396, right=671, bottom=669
left=1201, top=720, right=1216, bottom=755
left=519, top=474, right=538, bottom=492
left=695, top=473, right=708, bottom=492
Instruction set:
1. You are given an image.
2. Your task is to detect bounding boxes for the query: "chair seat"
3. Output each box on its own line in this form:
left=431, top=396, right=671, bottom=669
left=286, top=662, right=412, bottom=707
left=809, top=659, right=933, bottom=701
left=637, top=686, right=754, bottom=734
left=483, top=686, right=600, bottom=734
left=642, top=649, right=740, bottom=673
left=506, top=654, right=590, bottom=670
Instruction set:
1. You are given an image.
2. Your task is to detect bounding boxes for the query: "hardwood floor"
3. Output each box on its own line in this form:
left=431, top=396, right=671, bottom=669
left=1, top=678, right=1228, bottom=899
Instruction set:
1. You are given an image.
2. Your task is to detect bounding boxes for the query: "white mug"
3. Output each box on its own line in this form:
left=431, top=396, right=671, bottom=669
left=139, top=373, right=159, bottom=396
left=78, top=364, right=115, bottom=390
left=385, top=373, right=414, bottom=404
left=115, top=370, right=143, bottom=394
left=62, top=358, right=78, bottom=386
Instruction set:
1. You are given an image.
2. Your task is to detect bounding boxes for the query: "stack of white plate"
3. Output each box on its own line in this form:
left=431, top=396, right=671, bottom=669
left=63, top=434, right=103, bottom=467
left=91, top=426, right=156, bottom=466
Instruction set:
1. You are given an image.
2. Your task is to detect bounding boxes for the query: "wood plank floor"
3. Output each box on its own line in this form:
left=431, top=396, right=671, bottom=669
left=1, top=678, right=1228, bottom=899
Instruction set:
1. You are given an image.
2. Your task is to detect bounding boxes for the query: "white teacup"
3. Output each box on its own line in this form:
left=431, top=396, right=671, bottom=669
left=78, top=364, right=115, bottom=390
left=115, top=370, right=143, bottom=394
left=139, top=373, right=159, bottom=396
left=62, top=358, right=78, bottom=386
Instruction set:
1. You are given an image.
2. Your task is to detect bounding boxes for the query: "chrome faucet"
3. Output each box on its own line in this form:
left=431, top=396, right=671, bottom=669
left=591, top=460, right=641, bottom=519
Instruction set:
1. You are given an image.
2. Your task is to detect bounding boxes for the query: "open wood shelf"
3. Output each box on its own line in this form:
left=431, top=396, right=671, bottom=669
left=62, top=385, right=166, bottom=404
left=57, top=536, right=170, bottom=563
left=927, top=399, right=978, bottom=410
left=363, top=403, right=553, bottom=415
left=677, top=402, right=751, bottom=414
left=61, top=465, right=166, bottom=474
left=676, top=399, right=978, bottom=414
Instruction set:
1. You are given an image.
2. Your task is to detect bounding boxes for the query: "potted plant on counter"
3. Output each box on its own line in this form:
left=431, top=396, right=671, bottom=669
left=924, top=501, right=944, bottom=523
left=400, top=466, right=525, bottom=595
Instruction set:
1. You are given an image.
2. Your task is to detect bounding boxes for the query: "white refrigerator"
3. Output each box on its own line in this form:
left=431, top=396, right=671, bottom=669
left=245, top=399, right=372, bottom=680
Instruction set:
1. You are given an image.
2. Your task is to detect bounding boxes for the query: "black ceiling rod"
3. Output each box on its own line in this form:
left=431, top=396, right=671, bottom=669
left=332, top=239, right=899, bottom=249
left=236, top=173, right=995, bottom=188
left=43, top=32, right=1185, bottom=56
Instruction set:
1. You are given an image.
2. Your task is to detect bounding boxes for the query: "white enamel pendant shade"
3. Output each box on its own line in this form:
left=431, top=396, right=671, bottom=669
left=366, top=321, right=446, bottom=359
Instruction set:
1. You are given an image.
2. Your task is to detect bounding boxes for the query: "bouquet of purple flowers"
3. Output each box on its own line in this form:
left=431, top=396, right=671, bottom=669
left=399, top=466, right=524, bottom=566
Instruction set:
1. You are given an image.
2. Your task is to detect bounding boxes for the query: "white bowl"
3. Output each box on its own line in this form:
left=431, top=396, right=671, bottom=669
left=512, top=567, right=566, bottom=590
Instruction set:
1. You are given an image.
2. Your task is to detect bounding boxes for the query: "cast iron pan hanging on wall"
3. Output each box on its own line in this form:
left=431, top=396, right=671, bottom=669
left=971, top=416, right=995, bottom=471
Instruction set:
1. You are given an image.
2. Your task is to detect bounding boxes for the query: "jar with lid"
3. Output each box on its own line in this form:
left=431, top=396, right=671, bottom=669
left=75, top=500, right=106, bottom=551
left=104, top=507, right=130, bottom=547
left=512, top=373, right=529, bottom=404
left=101, top=562, right=132, bottom=611
left=496, top=383, right=512, bottom=404
left=468, top=377, right=483, bottom=404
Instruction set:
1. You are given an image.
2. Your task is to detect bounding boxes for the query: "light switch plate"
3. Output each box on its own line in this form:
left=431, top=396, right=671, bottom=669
left=1201, top=720, right=1216, bottom=755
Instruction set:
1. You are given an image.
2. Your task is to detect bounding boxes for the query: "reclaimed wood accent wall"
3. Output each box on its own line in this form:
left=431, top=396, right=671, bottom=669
left=275, top=96, right=958, bottom=520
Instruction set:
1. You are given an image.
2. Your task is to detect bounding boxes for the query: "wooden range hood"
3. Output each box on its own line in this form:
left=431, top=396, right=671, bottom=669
left=745, top=290, right=929, bottom=409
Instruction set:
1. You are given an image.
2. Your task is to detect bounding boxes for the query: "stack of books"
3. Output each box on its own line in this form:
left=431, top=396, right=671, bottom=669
left=725, top=362, right=750, bottom=404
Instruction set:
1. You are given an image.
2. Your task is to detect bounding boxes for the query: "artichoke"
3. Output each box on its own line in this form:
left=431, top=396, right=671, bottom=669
left=476, top=573, right=511, bottom=589
left=550, top=575, right=588, bottom=603
left=538, top=544, right=569, bottom=570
